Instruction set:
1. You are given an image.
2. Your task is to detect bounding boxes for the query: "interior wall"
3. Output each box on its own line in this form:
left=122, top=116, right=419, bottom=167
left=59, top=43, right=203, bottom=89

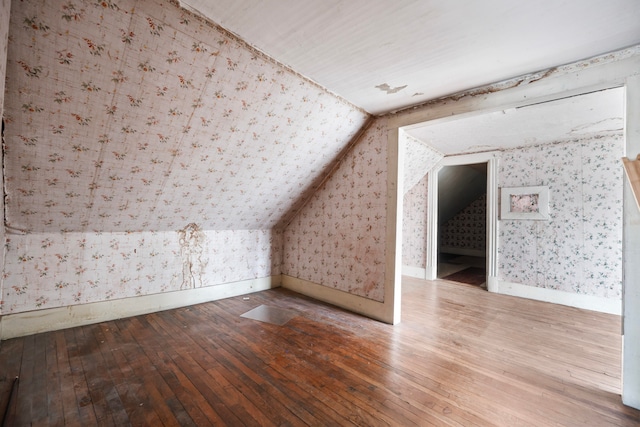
left=623, top=73, right=640, bottom=409
left=1, top=1, right=634, bottom=341
left=283, top=118, right=388, bottom=302
left=3, top=229, right=282, bottom=314
left=402, top=133, right=443, bottom=195
left=401, top=134, right=443, bottom=272
left=498, top=135, right=623, bottom=299
left=437, top=165, right=487, bottom=225
left=386, top=48, right=639, bottom=408
left=402, top=173, right=429, bottom=268
left=1, top=0, right=370, bottom=320
left=0, top=0, right=11, bottom=316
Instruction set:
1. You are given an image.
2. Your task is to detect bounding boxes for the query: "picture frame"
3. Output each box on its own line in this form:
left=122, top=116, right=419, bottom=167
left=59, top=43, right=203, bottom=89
left=500, top=185, right=549, bottom=220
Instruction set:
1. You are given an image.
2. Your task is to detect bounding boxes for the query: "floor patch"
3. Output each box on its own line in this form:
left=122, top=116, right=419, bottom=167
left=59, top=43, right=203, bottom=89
left=240, top=305, right=299, bottom=326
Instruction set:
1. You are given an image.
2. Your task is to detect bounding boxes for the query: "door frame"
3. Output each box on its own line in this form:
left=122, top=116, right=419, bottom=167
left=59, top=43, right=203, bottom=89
left=425, top=152, right=500, bottom=287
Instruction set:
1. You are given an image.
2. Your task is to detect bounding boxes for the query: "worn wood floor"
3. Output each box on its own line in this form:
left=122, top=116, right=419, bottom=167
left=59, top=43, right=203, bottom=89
left=1, top=277, right=639, bottom=426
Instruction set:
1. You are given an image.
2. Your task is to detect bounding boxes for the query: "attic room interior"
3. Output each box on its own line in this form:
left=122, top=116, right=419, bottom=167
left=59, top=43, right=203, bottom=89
left=1, top=0, right=640, bottom=425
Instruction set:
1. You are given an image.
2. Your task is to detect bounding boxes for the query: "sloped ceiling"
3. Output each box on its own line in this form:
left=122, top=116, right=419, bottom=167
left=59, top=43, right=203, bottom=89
left=180, top=0, right=640, bottom=115
left=4, top=0, right=639, bottom=235
left=438, top=164, right=487, bottom=225
left=3, top=0, right=368, bottom=233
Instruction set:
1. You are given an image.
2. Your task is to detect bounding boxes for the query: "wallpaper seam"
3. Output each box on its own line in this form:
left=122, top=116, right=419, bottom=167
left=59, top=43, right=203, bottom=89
left=282, top=116, right=376, bottom=229
left=84, top=8, right=136, bottom=234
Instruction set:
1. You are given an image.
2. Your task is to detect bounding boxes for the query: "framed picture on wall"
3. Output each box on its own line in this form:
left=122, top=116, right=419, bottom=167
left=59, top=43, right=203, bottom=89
left=500, top=186, right=549, bottom=220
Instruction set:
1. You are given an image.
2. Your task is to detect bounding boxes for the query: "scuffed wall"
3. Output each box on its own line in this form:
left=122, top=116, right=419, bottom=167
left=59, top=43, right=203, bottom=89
left=440, top=193, right=486, bottom=255
left=0, top=0, right=11, bottom=316
left=499, top=136, right=623, bottom=299
left=403, top=133, right=443, bottom=195
left=3, top=229, right=281, bottom=314
left=283, top=118, right=388, bottom=302
left=402, top=173, right=428, bottom=268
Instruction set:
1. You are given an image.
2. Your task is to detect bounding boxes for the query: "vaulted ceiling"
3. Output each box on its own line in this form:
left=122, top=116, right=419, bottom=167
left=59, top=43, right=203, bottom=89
left=180, top=0, right=640, bottom=115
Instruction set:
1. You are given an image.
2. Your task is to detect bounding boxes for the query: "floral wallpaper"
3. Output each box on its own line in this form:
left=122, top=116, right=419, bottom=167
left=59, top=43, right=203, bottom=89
left=440, top=193, right=486, bottom=254
left=3, top=0, right=622, bottom=316
left=0, top=0, right=8, bottom=112
left=3, top=0, right=369, bottom=234
left=1, top=0, right=375, bottom=315
left=283, top=118, right=388, bottom=302
left=3, top=229, right=282, bottom=314
left=499, top=135, right=623, bottom=299
left=401, top=134, right=442, bottom=268
left=402, top=173, right=429, bottom=268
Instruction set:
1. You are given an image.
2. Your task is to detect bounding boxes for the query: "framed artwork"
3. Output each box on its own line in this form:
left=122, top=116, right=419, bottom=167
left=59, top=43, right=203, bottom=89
left=500, top=186, right=549, bottom=220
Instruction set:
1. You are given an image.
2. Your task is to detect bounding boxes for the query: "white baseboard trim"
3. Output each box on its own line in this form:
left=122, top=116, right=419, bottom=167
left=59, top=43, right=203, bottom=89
left=491, top=279, right=621, bottom=315
left=487, top=276, right=499, bottom=293
left=281, top=275, right=392, bottom=324
left=0, top=276, right=281, bottom=340
left=425, top=264, right=437, bottom=280
left=402, top=265, right=426, bottom=279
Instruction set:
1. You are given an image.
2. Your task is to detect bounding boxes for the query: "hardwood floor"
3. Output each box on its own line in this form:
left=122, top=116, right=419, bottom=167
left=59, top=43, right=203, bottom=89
left=1, top=277, right=639, bottom=426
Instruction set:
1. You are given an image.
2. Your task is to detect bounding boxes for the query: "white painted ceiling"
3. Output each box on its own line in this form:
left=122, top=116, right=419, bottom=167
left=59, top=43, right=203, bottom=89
left=404, top=87, right=625, bottom=155
left=180, top=0, right=640, bottom=115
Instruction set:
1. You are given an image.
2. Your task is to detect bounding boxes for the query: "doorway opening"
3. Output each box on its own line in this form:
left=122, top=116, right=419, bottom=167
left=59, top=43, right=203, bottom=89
left=437, top=162, right=487, bottom=287
left=393, top=79, right=634, bottom=407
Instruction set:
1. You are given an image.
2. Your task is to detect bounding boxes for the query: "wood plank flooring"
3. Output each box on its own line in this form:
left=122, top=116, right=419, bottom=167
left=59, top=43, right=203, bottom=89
left=1, top=277, right=639, bottom=426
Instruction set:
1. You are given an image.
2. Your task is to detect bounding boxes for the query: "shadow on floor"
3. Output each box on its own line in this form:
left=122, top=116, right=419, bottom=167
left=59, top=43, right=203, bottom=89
left=438, top=253, right=486, bottom=287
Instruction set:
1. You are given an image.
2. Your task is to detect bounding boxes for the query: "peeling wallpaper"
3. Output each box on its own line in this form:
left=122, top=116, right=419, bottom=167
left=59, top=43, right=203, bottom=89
left=4, top=0, right=369, bottom=233
left=402, top=172, right=428, bottom=268
left=498, top=136, right=623, bottom=299
left=283, top=118, right=388, bottom=302
left=2, top=229, right=282, bottom=314
left=1, top=0, right=10, bottom=315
